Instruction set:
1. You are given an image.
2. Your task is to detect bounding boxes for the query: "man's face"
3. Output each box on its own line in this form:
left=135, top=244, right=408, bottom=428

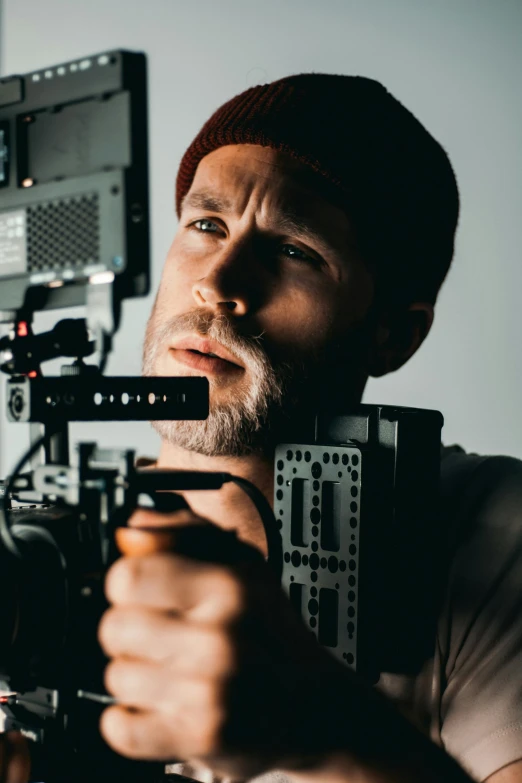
left=143, top=144, right=375, bottom=456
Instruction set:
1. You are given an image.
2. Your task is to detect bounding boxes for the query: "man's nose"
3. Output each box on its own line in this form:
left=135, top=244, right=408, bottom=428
left=191, top=240, right=258, bottom=316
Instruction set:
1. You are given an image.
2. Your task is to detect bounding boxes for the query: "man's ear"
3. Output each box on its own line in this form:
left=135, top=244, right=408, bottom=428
left=366, top=303, right=434, bottom=377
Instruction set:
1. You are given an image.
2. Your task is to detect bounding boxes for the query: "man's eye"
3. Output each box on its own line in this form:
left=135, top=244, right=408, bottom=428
left=191, top=219, right=220, bottom=233
left=280, top=243, right=317, bottom=264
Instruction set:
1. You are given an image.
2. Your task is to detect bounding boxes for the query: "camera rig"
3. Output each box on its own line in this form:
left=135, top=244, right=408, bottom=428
left=0, top=48, right=281, bottom=782
left=0, top=49, right=445, bottom=783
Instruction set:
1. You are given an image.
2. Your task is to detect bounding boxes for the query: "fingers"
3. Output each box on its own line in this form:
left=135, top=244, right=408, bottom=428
left=104, top=658, right=222, bottom=710
left=99, top=607, right=235, bottom=675
left=105, top=554, right=245, bottom=624
left=100, top=699, right=224, bottom=760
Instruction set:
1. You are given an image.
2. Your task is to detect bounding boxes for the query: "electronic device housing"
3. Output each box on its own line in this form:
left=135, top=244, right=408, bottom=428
left=0, top=50, right=149, bottom=317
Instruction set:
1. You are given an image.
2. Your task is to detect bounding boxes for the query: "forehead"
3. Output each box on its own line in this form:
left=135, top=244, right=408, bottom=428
left=184, top=145, right=352, bottom=246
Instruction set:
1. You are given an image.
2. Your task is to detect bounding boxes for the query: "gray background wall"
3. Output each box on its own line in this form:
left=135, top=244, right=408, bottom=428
left=0, top=0, right=521, bottom=477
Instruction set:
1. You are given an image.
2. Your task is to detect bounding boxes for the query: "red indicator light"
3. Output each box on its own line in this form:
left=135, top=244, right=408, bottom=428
left=28, top=371, right=38, bottom=379
left=17, top=322, right=28, bottom=338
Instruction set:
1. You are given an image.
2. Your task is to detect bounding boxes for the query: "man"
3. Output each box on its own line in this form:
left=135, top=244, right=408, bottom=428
left=93, top=73, right=522, bottom=783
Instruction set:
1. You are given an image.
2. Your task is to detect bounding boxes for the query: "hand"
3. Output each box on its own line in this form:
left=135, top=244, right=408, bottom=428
left=0, top=732, right=31, bottom=783
left=97, top=504, right=345, bottom=780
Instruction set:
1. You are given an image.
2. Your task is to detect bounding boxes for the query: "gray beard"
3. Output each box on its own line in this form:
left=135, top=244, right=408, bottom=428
left=142, top=310, right=307, bottom=457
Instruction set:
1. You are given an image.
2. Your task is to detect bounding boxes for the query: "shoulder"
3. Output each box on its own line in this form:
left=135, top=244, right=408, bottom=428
left=439, top=442, right=522, bottom=648
left=437, top=444, right=522, bottom=781
left=440, top=443, right=522, bottom=533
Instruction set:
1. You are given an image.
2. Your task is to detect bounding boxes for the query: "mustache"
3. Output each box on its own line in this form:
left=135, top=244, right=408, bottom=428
left=143, top=310, right=276, bottom=376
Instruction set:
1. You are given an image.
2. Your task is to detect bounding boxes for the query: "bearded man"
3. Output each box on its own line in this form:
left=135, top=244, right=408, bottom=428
left=92, top=75, right=522, bottom=783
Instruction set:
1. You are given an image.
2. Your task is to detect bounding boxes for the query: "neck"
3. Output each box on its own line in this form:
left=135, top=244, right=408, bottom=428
left=156, top=441, right=274, bottom=556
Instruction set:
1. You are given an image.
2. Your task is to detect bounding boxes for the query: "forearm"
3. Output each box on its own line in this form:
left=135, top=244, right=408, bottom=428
left=277, top=666, right=473, bottom=783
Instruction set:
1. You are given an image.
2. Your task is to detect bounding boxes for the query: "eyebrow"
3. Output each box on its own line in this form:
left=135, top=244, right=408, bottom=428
left=181, top=191, right=234, bottom=215
left=181, top=189, right=334, bottom=250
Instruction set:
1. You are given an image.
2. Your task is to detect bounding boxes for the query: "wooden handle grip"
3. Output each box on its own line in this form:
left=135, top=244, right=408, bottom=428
left=114, top=527, right=178, bottom=557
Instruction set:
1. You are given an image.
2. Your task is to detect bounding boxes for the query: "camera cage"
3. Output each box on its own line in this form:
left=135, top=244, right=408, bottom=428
left=0, top=48, right=445, bottom=783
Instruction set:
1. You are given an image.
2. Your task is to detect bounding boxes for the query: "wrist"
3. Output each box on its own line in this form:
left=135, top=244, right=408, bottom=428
left=277, top=663, right=472, bottom=783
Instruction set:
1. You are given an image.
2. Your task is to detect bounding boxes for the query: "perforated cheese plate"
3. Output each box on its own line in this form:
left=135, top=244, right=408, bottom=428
left=274, top=443, right=362, bottom=670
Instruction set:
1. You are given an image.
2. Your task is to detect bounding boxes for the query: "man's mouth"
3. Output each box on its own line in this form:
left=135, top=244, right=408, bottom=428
left=168, top=336, right=244, bottom=376
left=188, top=349, right=220, bottom=359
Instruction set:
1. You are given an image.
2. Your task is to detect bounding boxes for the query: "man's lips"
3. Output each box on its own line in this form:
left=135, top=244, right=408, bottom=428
left=169, top=336, right=244, bottom=376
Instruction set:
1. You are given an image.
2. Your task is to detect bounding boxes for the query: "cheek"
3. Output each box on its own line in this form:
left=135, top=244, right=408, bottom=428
left=154, top=250, right=195, bottom=316
left=260, top=273, right=371, bottom=361
left=261, top=280, right=339, bottom=351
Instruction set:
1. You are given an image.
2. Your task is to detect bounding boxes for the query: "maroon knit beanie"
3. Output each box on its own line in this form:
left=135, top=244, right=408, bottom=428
left=175, top=73, right=459, bottom=304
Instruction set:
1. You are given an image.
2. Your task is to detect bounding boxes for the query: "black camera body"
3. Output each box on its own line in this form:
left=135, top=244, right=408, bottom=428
left=277, top=405, right=444, bottom=683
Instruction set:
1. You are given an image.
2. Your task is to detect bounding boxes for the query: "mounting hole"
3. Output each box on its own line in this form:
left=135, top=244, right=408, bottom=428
left=311, top=462, right=322, bottom=479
